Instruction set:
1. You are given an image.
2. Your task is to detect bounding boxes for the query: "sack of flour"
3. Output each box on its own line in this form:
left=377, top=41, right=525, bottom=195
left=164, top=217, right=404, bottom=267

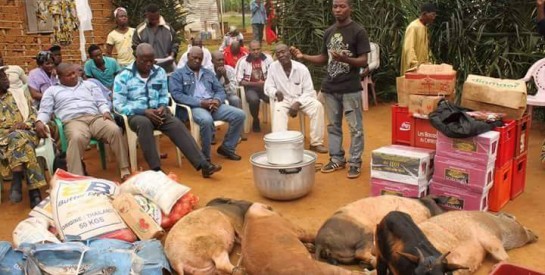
left=12, top=217, right=61, bottom=247
left=50, top=170, right=136, bottom=242
left=28, top=196, right=54, bottom=226
left=120, top=171, right=190, bottom=215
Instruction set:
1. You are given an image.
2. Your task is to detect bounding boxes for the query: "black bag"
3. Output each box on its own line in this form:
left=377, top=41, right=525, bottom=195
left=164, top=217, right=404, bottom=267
left=429, top=99, right=503, bottom=139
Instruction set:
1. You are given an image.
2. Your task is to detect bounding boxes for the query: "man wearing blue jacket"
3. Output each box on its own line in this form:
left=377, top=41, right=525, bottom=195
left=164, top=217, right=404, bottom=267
left=170, top=47, right=245, bottom=161
left=113, top=43, right=221, bottom=178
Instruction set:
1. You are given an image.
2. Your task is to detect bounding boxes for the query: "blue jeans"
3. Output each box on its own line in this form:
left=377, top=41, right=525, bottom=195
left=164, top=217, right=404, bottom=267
left=323, top=92, right=364, bottom=168
left=252, top=24, right=265, bottom=43
left=191, top=104, right=245, bottom=159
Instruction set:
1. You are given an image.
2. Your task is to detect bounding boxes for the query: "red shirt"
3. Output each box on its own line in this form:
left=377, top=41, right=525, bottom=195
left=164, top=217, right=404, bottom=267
left=224, top=46, right=249, bottom=67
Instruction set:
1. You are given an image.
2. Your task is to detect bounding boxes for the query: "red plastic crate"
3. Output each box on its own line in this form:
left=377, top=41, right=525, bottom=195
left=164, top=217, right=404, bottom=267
left=511, top=152, right=528, bottom=200
left=391, top=104, right=412, bottom=145
left=488, top=160, right=513, bottom=212
left=410, top=117, right=437, bottom=149
left=490, top=262, right=545, bottom=275
left=515, top=113, right=531, bottom=157
left=493, top=120, right=516, bottom=168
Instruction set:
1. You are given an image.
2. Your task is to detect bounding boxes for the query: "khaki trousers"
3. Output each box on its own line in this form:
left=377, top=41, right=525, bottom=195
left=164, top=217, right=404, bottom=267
left=64, top=115, right=129, bottom=175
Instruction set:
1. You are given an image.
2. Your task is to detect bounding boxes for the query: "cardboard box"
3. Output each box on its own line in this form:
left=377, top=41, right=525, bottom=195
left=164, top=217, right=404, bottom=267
left=370, top=178, right=428, bottom=198
left=112, top=193, right=165, bottom=240
left=404, top=64, right=457, bottom=95
left=433, top=155, right=494, bottom=191
left=408, top=95, right=443, bottom=118
left=371, top=145, right=435, bottom=186
left=461, top=75, right=527, bottom=119
left=397, top=76, right=409, bottom=107
left=429, top=179, right=491, bottom=211
left=436, top=130, right=499, bottom=166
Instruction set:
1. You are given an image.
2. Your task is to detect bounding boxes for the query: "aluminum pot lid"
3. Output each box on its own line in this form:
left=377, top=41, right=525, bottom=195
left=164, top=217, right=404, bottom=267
left=263, top=131, right=304, bottom=143
left=251, top=150, right=317, bottom=168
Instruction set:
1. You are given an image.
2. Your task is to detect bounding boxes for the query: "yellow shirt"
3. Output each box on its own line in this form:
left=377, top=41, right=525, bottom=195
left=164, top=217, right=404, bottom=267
left=400, top=19, right=429, bottom=75
left=106, top=28, right=135, bottom=67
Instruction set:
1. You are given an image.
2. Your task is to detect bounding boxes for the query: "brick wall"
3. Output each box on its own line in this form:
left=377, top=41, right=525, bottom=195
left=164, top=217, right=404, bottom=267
left=0, top=0, right=115, bottom=72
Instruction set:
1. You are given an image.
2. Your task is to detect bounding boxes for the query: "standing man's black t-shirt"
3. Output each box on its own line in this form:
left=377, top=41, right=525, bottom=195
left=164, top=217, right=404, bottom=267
left=321, top=21, right=371, bottom=94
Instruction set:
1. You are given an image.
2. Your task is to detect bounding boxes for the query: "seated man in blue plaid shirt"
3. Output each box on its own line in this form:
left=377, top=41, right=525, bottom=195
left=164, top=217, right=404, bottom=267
left=113, top=43, right=221, bottom=178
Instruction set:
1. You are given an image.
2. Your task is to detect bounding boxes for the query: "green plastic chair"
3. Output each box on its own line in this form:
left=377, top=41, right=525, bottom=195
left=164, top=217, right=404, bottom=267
left=54, top=118, right=107, bottom=170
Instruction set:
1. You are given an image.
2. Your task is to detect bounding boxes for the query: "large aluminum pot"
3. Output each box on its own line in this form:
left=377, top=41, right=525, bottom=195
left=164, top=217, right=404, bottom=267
left=250, top=150, right=316, bottom=200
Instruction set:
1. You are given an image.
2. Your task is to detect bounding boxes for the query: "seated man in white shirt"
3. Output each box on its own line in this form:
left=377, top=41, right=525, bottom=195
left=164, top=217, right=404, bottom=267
left=177, top=38, right=214, bottom=71
left=264, top=44, right=327, bottom=154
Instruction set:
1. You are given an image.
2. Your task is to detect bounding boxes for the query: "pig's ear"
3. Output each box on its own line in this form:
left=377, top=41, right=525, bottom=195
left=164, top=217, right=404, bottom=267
left=397, top=251, right=420, bottom=264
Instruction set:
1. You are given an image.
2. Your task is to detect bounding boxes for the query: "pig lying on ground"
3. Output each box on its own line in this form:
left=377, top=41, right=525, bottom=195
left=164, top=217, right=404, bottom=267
left=241, top=203, right=367, bottom=275
left=315, top=195, right=443, bottom=269
left=164, top=198, right=252, bottom=275
left=419, top=211, right=538, bottom=274
left=375, top=211, right=468, bottom=275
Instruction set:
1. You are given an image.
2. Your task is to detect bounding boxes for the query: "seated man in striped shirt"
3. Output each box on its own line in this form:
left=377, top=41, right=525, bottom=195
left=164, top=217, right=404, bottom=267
left=113, top=43, right=221, bottom=178
left=34, top=63, right=131, bottom=180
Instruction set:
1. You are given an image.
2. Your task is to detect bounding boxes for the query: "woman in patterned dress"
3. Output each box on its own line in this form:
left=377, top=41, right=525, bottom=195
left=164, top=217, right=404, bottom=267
left=0, top=68, right=46, bottom=208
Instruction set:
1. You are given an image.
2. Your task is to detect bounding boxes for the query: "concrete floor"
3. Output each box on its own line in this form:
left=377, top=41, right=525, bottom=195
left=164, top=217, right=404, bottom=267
left=0, top=103, right=543, bottom=274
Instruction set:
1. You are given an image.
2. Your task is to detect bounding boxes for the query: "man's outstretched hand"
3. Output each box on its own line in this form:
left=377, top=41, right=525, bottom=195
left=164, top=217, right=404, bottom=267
left=289, top=46, right=304, bottom=60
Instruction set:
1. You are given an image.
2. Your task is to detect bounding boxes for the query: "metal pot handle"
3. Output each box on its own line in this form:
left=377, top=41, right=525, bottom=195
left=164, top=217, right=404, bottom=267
left=279, top=167, right=302, bottom=174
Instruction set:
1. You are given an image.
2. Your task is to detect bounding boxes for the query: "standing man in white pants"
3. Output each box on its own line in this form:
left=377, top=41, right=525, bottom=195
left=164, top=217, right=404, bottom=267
left=264, top=44, right=328, bottom=154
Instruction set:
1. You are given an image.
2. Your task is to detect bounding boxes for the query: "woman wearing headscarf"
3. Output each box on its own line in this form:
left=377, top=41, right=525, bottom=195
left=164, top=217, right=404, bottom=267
left=27, top=51, right=58, bottom=109
left=0, top=67, right=46, bottom=208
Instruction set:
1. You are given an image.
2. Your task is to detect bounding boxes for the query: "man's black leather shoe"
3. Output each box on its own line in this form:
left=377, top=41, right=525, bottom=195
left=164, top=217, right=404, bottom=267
left=202, top=162, right=222, bottom=178
left=217, top=146, right=242, bottom=161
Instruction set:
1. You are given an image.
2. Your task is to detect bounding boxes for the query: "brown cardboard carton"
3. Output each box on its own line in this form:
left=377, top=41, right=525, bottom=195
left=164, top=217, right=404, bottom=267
left=112, top=193, right=165, bottom=240
left=397, top=76, right=409, bottom=107
left=404, top=64, right=457, bottom=95
left=461, top=75, right=527, bottom=119
left=408, top=95, right=443, bottom=118
left=461, top=98, right=526, bottom=119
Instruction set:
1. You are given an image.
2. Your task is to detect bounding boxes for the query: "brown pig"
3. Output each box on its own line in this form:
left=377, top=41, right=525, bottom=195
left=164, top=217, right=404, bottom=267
left=164, top=198, right=252, bottom=275
left=314, top=195, right=442, bottom=269
left=241, top=203, right=365, bottom=275
left=418, top=211, right=538, bottom=274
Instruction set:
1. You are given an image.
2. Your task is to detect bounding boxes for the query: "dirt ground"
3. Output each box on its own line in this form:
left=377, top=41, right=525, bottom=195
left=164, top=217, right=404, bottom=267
left=1, top=103, right=544, bottom=274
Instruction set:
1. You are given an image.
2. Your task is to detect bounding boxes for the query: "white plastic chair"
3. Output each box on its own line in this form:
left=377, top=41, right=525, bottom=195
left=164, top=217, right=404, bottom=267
left=121, top=98, right=183, bottom=172
left=175, top=99, right=228, bottom=147
left=361, top=42, right=380, bottom=111
left=521, top=57, right=545, bottom=110
left=238, top=86, right=269, bottom=133
left=35, top=137, right=56, bottom=178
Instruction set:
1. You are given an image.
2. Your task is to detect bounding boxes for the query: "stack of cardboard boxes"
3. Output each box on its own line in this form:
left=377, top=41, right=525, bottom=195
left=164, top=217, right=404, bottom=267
left=387, top=64, right=530, bottom=210
left=429, top=131, right=500, bottom=211
left=395, top=64, right=457, bottom=149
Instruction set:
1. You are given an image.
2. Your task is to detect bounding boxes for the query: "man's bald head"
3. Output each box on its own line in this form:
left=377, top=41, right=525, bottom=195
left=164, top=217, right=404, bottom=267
left=135, top=43, right=155, bottom=75
left=135, top=43, right=155, bottom=57
left=212, top=50, right=223, bottom=61
left=56, top=63, right=72, bottom=76
left=56, top=63, right=79, bottom=87
left=187, top=46, right=204, bottom=71
left=230, top=41, right=241, bottom=55
left=275, top=44, right=292, bottom=67
left=211, top=50, right=225, bottom=69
